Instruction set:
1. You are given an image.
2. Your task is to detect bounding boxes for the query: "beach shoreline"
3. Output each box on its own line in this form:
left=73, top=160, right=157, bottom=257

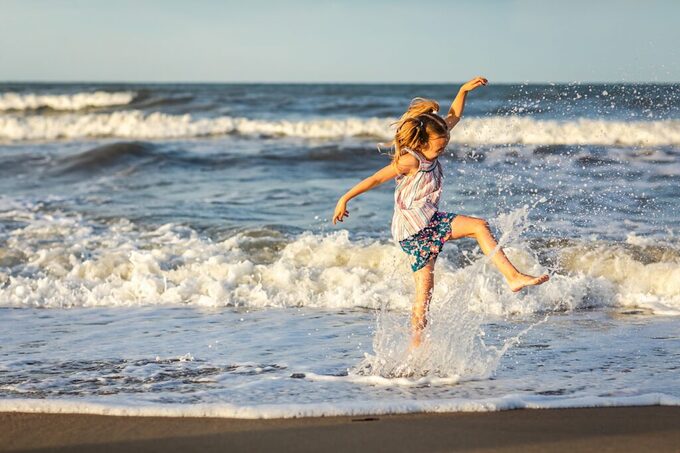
left=1, top=406, right=679, bottom=452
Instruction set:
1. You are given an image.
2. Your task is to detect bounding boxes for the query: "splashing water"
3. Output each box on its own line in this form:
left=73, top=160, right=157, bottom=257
left=354, top=205, right=555, bottom=380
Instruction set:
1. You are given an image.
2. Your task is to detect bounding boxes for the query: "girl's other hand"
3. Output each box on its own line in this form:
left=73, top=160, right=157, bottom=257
left=332, top=198, right=350, bottom=224
left=461, top=76, right=488, bottom=93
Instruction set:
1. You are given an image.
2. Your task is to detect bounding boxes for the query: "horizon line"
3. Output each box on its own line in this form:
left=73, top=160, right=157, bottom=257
left=1, top=79, right=679, bottom=85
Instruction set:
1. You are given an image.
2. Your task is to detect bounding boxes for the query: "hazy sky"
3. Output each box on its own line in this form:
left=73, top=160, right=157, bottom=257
left=1, top=0, right=678, bottom=83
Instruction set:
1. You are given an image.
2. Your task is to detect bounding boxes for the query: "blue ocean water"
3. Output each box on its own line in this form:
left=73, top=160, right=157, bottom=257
left=0, top=83, right=679, bottom=417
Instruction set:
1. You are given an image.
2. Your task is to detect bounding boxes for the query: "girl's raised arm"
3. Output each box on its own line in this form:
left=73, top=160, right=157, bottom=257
left=445, top=76, right=488, bottom=130
left=332, top=158, right=416, bottom=224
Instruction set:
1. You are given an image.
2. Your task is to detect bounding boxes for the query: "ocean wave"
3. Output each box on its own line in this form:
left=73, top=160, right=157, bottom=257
left=52, top=141, right=158, bottom=174
left=0, top=393, right=678, bottom=419
left=0, top=91, right=136, bottom=111
left=0, top=141, right=244, bottom=176
left=1, top=111, right=680, bottom=146
left=1, top=201, right=679, bottom=315
left=558, top=236, right=680, bottom=316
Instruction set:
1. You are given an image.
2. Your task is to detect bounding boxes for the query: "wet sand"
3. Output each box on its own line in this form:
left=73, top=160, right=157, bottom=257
left=1, top=406, right=679, bottom=452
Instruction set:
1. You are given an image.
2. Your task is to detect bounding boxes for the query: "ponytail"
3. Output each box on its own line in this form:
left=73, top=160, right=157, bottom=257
left=381, top=97, right=447, bottom=173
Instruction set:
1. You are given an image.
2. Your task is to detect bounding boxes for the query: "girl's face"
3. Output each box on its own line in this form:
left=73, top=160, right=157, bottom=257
left=422, top=130, right=450, bottom=160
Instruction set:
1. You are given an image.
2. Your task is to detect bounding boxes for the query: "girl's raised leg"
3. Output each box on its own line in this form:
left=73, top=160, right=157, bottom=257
left=410, top=257, right=436, bottom=349
left=447, top=215, right=549, bottom=292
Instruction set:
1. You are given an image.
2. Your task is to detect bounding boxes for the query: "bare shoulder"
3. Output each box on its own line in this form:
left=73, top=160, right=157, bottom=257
left=394, top=153, right=420, bottom=176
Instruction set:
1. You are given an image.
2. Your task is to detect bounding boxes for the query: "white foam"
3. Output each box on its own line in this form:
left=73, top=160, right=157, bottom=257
left=0, top=111, right=392, bottom=141
left=455, top=117, right=680, bottom=147
left=304, top=371, right=461, bottom=387
left=559, top=241, right=680, bottom=316
left=0, top=91, right=135, bottom=111
left=1, top=199, right=679, bottom=315
left=1, top=111, right=679, bottom=146
left=0, top=201, right=412, bottom=310
left=0, top=393, right=677, bottom=419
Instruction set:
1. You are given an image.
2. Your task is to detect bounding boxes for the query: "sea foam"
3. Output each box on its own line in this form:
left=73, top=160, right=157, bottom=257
left=0, top=393, right=678, bottom=419
left=1, top=199, right=679, bottom=315
left=0, top=91, right=136, bottom=111
left=1, top=111, right=679, bottom=146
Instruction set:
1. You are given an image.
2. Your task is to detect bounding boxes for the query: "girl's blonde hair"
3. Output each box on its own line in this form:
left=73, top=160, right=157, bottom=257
left=382, top=97, right=449, bottom=172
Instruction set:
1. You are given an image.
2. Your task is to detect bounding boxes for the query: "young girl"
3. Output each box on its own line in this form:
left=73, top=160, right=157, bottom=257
left=332, top=77, right=549, bottom=348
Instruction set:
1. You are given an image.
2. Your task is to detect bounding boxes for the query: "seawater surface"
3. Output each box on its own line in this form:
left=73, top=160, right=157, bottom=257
left=0, top=83, right=679, bottom=418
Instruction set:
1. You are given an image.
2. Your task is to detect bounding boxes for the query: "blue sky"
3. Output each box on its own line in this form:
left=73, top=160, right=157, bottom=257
left=1, top=0, right=678, bottom=83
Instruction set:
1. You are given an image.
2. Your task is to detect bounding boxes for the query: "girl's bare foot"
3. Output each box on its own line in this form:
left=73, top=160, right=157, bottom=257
left=508, top=273, right=550, bottom=292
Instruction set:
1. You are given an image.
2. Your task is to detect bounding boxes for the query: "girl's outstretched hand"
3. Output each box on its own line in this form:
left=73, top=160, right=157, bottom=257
left=461, top=76, right=488, bottom=93
left=332, top=198, right=349, bottom=224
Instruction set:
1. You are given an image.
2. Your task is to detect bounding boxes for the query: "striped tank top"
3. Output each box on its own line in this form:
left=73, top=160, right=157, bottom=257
left=391, top=148, right=444, bottom=243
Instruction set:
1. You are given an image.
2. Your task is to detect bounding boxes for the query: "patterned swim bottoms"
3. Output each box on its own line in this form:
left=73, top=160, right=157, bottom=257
left=398, top=211, right=457, bottom=272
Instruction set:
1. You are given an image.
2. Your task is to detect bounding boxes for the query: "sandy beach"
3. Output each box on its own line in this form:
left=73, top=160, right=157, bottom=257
left=1, top=406, right=679, bottom=452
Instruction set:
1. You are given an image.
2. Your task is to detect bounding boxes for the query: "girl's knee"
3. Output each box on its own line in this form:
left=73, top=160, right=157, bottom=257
left=472, top=217, right=490, bottom=233
left=450, top=215, right=488, bottom=239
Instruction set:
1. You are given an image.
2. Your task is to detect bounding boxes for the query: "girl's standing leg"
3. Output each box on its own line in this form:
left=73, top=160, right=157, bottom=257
left=411, top=257, right=436, bottom=349
left=448, top=215, right=549, bottom=292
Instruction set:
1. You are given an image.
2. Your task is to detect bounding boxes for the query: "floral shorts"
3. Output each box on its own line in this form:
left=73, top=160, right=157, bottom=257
left=399, top=211, right=457, bottom=272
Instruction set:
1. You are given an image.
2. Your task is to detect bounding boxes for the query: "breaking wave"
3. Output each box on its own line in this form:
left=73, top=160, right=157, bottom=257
left=1, top=111, right=679, bottom=146
left=1, top=200, right=679, bottom=315
left=0, top=91, right=136, bottom=111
